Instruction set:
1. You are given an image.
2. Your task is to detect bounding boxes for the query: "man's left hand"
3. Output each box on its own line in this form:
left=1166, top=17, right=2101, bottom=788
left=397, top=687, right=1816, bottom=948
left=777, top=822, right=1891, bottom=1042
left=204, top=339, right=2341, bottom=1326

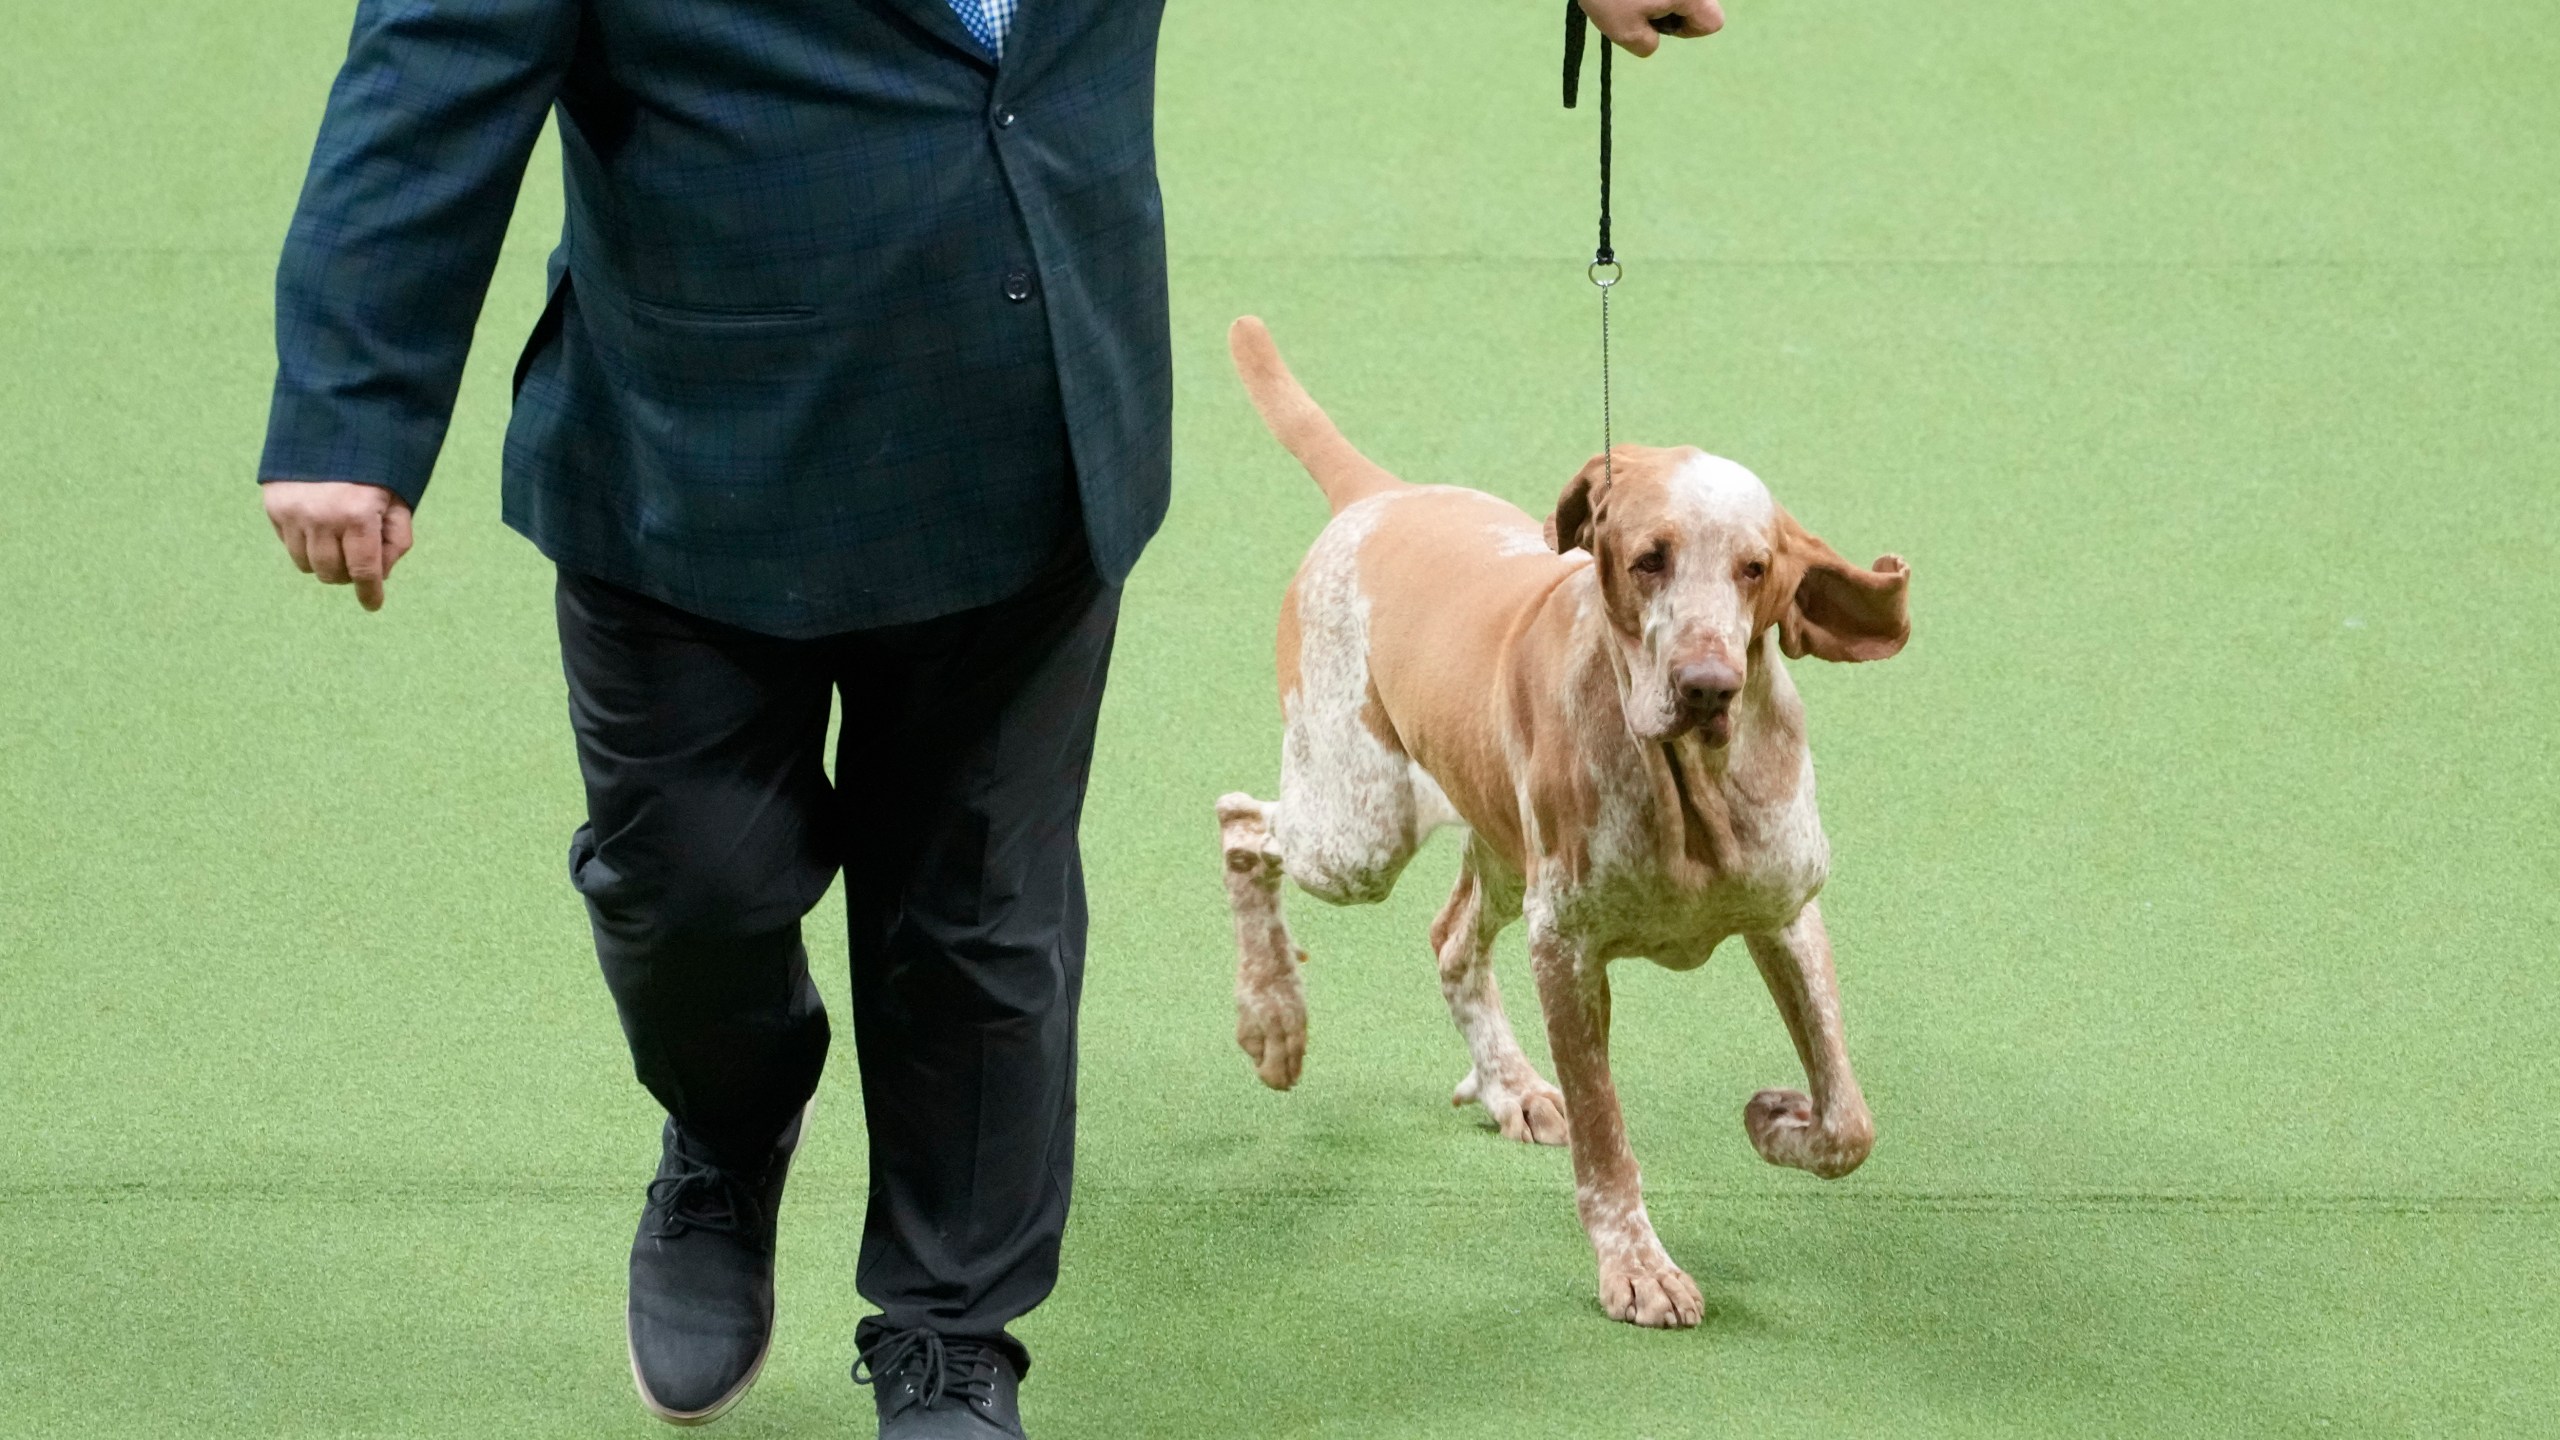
left=1580, top=0, right=1725, bottom=58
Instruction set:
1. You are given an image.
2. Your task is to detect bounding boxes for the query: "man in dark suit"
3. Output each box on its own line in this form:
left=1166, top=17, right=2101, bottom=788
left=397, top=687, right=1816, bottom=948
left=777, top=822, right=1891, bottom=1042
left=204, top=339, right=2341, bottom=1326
left=257, top=0, right=1719, bottom=1433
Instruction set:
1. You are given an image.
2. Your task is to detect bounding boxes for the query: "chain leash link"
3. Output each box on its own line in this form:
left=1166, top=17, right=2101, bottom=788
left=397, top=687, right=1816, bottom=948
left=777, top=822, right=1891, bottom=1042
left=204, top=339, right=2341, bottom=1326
left=1567, top=4, right=1645, bottom=492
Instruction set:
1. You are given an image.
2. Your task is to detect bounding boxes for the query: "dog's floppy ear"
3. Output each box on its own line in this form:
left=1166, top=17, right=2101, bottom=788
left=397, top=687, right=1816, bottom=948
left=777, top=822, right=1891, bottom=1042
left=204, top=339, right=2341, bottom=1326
left=1771, top=510, right=1910, bottom=662
left=1546, top=454, right=1613, bottom=553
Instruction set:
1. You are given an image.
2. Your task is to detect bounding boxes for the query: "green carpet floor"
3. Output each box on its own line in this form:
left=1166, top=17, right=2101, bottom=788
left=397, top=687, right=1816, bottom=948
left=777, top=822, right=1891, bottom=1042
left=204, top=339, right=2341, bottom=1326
left=5, top=3, right=2556, bottom=1436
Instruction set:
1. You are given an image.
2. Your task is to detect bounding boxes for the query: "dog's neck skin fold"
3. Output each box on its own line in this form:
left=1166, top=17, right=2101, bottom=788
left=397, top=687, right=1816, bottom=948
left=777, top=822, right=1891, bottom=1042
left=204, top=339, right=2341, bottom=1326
left=1525, top=565, right=1816, bottom=908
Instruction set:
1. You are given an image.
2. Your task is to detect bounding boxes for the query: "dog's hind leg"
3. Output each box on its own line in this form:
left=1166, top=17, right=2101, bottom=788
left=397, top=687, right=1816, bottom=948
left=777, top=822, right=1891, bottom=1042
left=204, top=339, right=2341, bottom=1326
left=1218, top=706, right=1447, bottom=1094
left=1434, top=842, right=1567, bottom=1145
left=1221, top=499, right=1439, bottom=1090
left=1741, top=900, right=1875, bottom=1178
left=1219, top=792, right=1307, bottom=1090
left=1217, top=751, right=1440, bottom=1092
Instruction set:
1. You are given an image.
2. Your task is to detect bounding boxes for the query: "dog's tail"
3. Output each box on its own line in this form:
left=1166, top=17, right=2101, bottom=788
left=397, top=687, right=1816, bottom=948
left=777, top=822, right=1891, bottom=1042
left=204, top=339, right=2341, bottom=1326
left=1228, top=316, right=1407, bottom=515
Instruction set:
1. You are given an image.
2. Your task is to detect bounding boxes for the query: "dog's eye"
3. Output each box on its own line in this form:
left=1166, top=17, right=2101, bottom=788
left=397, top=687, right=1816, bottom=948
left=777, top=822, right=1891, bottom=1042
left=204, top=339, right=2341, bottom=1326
left=1741, top=560, right=1767, bottom=582
left=1631, top=549, right=1667, bottom=575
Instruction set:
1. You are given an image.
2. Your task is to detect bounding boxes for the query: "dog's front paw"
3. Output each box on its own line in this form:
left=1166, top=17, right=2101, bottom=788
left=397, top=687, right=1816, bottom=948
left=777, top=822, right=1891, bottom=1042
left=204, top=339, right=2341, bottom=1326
left=1745, top=1088, right=1873, bottom=1178
left=1597, top=1252, right=1705, bottom=1329
left=1454, top=1068, right=1570, bottom=1146
left=1236, top=970, right=1307, bottom=1091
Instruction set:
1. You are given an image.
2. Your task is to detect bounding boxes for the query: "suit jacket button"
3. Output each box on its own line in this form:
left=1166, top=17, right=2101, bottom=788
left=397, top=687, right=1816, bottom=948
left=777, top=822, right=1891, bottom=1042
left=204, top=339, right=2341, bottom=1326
left=995, top=109, right=1017, bottom=128
left=1004, top=271, right=1034, bottom=302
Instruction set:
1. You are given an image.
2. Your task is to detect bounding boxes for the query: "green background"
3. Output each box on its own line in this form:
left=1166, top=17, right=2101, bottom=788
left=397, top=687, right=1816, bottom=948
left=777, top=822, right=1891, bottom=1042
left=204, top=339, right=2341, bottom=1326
left=4, top=2, right=2555, bottom=1436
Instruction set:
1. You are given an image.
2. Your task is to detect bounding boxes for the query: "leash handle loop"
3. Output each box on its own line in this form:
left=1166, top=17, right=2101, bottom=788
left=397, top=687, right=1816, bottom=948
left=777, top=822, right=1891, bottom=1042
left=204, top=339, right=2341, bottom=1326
left=1564, top=4, right=1687, bottom=109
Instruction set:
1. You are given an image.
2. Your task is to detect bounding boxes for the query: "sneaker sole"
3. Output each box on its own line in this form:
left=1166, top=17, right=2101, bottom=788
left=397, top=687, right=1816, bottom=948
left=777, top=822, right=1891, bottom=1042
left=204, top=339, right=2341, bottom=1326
left=627, top=1097, right=814, bottom=1428
left=631, top=1323, right=773, bottom=1428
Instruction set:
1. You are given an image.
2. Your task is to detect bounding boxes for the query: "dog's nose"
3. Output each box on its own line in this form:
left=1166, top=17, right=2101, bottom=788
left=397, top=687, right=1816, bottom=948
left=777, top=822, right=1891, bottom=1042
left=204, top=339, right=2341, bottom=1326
left=1675, top=657, right=1743, bottom=713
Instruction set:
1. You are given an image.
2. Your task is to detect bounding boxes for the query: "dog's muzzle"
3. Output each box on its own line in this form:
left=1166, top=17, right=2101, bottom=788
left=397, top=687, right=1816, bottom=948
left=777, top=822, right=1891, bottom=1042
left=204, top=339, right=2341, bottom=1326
left=1673, top=657, right=1742, bottom=746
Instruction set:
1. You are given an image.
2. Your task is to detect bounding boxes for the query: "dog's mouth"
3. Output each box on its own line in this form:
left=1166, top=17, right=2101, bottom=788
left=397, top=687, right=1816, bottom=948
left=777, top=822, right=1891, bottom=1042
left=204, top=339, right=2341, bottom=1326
left=1658, top=693, right=1735, bottom=748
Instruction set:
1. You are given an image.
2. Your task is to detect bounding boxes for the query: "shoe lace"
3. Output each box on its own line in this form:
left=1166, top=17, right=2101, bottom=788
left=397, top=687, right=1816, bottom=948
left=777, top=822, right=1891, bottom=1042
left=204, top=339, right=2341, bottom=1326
left=644, top=1151, right=761, bottom=1240
left=852, top=1327, right=1004, bottom=1413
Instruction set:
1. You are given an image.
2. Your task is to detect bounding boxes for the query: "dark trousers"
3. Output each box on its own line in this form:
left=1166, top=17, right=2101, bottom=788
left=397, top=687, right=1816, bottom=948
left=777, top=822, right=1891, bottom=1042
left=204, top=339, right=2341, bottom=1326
left=556, top=541, right=1117, bottom=1360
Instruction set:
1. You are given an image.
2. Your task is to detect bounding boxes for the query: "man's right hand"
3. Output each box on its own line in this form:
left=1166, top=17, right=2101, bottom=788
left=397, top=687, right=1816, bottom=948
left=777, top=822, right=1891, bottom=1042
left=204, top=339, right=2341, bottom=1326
left=1580, top=0, right=1725, bottom=58
left=263, top=480, right=415, bottom=612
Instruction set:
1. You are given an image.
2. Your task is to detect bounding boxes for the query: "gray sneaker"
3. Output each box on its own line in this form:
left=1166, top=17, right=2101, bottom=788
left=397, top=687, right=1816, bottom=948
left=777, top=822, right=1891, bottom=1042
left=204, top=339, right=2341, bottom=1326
left=853, top=1327, right=1026, bottom=1438
left=626, top=1108, right=806, bottom=1425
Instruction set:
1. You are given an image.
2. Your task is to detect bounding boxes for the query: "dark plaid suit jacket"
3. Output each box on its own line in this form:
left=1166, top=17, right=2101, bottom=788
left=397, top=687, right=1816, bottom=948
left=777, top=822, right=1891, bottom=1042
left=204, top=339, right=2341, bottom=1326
left=260, top=0, right=1171, bottom=635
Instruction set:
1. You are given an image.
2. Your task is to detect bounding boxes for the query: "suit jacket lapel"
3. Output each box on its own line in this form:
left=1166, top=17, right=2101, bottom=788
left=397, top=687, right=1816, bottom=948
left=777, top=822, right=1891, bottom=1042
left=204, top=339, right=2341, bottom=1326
left=880, top=0, right=996, bottom=67
left=991, top=0, right=1046, bottom=72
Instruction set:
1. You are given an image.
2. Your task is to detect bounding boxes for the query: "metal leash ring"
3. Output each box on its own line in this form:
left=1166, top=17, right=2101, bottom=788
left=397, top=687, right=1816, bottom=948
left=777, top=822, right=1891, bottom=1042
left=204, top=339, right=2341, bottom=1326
left=1587, top=259, right=1623, bottom=288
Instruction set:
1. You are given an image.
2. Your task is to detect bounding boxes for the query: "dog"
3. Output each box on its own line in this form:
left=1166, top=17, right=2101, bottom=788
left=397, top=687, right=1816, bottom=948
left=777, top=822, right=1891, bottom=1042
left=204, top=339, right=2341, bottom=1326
left=1214, top=317, right=1910, bottom=1328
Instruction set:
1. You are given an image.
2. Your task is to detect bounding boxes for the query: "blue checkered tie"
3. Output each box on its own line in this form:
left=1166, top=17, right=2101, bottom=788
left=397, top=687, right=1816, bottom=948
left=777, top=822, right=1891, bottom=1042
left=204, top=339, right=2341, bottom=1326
left=946, top=0, right=1018, bottom=59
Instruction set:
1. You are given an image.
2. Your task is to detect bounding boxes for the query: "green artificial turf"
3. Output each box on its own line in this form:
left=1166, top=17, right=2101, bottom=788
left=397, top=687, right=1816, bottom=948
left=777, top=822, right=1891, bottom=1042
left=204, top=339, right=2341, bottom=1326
left=4, top=3, right=2557, bottom=1436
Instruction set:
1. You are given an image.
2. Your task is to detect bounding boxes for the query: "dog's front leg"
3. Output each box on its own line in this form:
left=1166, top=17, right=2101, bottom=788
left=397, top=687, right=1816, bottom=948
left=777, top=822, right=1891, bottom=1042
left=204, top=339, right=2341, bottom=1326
left=1742, top=900, right=1875, bottom=1178
left=1531, top=924, right=1704, bottom=1329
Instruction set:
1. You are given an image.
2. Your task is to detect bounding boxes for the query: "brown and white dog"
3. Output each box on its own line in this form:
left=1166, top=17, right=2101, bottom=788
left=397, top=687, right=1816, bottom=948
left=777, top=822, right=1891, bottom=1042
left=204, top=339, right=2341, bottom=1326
left=1215, top=317, right=1911, bottom=1328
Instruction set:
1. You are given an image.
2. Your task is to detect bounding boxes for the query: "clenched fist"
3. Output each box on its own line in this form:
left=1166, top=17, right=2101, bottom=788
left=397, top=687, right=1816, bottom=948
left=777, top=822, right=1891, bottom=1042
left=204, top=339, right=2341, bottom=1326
left=1580, top=0, right=1725, bottom=58
left=263, top=480, right=414, bottom=612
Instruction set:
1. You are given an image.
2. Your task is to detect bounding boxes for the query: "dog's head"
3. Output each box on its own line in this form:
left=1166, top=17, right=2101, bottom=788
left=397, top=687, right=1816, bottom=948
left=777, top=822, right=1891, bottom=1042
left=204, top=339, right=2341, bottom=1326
left=1546, top=446, right=1909, bottom=746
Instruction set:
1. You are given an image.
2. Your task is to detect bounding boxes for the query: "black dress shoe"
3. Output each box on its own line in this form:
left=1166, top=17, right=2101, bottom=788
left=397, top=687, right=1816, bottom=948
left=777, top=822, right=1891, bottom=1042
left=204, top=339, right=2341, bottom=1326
left=627, top=1107, right=806, bottom=1426
left=853, top=1327, right=1027, bottom=1438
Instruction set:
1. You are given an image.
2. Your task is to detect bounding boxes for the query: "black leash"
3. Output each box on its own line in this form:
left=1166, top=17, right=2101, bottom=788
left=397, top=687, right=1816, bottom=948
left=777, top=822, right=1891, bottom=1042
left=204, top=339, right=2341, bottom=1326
left=1564, top=6, right=1681, bottom=492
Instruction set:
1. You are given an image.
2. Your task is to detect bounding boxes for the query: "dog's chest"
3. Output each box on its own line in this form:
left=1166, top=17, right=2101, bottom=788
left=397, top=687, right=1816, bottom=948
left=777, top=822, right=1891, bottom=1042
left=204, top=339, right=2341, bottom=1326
left=1563, top=749, right=1829, bottom=961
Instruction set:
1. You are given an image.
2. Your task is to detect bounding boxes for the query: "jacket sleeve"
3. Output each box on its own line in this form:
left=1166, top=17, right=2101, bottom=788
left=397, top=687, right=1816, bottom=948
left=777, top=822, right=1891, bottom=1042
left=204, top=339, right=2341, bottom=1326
left=258, top=0, right=578, bottom=506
